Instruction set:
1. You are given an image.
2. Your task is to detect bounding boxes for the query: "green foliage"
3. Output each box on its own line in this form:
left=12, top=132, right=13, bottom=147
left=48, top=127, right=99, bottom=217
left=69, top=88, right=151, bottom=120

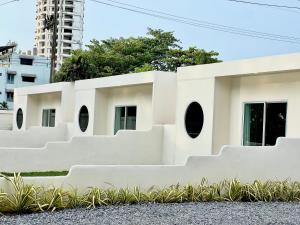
left=1, top=171, right=69, bottom=177
left=55, top=28, right=221, bottom=82
left=0, top=101, right=8, bottom=110
left=1, top=174, right=300, bottom=214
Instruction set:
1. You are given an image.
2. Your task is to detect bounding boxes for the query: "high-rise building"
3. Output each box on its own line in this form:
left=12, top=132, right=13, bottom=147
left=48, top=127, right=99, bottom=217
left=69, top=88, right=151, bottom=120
left=35, top=0, right=84, bottom=69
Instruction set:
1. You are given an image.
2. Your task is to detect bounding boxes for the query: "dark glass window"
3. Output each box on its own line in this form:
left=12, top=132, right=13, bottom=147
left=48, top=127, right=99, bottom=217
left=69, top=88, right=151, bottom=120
left=185, top=102, right=204, bottom=139
left=79, top=106, right=89, bottom=132
left=20, top=58, right=33, bottom=65
left=243, top=103, right=264, bottom=146
left=16, top=108, right=23, bottom=129
left=7, top=73, right=14, bottom=84
left=265, top=103, right=287, bottom=146
left=6, top=92, right=14, bottom=102
left=22, top=76, right=35, bottom=83
left=243, top=102, right=287, bottom=146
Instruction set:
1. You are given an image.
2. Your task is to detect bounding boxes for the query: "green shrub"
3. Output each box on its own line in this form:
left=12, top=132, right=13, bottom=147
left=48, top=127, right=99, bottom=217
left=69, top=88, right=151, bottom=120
left=0, top=173, right=300, bottom=214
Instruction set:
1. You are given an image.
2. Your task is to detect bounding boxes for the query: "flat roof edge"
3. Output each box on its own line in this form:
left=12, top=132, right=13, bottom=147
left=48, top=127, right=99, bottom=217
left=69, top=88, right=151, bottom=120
left=15, top=82, right=73, bottom=95
left=75, top=71, right=175, bottom=90
left=177, top=52, right=300, bottom=79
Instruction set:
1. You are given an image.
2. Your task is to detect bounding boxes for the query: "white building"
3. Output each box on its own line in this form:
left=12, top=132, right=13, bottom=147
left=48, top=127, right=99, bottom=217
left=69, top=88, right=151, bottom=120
left=35, top=0, right=84, bottom=69
left=0, top=53, right=300, bottom=190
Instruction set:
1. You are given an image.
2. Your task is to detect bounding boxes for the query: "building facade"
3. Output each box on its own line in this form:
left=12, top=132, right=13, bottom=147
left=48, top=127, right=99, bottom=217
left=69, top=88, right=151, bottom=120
left=0, top=53, right=50, bottom=109
left=35, top=0, right=84, bottom=69
left=0, top=53, right=300, bottom=190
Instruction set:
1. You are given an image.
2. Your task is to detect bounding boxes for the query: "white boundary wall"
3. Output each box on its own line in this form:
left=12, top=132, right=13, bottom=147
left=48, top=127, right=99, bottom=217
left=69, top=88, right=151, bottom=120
left=0, top=126, right=164, bottom=172
left=0, top=137, right=299, bottom=192
left=0, top=124, right=69, bottom=148
left=0, top=110, right=13, bottom=130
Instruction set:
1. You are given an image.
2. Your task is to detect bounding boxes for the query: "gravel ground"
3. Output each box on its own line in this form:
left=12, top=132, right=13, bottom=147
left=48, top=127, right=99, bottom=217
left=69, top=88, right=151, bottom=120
left=1, top=202, right=300, bottom=225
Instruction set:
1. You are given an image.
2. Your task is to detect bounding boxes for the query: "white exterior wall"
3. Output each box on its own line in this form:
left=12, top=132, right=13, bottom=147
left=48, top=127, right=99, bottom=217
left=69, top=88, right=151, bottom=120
left=174, top=76, right=215, bottom=164
left=228, top=71, right=300, bottom=146
left=73, top=71, right=176, bottom=136
left=0, top=124, right=68, bottom=148
left=0, top=111, right=13, bottom=130
left=13, top=82, right=75, bottom=130
left=2, top=137, right=300, bottom=192
left=105, top=85, right=153, bottom=135
left=0, top=126, right=164, bottom=172
left=212, top=77, right=232, bottom=154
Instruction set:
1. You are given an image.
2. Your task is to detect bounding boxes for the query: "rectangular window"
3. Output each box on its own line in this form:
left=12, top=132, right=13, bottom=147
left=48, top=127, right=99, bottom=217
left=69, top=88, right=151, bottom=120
left=7, top=73, right=15, bottom=84
left=20, top=58, right=33, bottom=65
left=6, top=92, right=14, bottom=102
left=22, top=76, right=35, bottom=83
left=42, top=109, right=56, bottom=127
left=114, top=106, right=136, bottom=134
left=243, top=102, right=287, bottom=146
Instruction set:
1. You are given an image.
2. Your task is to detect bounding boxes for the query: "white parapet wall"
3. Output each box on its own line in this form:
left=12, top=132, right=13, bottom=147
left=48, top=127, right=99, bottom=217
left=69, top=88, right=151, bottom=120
left=0, top=137, right=299, bottom=192
left=0, top=126, right=164, bottom=172
left=0, top=110, right=13, bottom=130
left=0, top=123, right=69, bottom=148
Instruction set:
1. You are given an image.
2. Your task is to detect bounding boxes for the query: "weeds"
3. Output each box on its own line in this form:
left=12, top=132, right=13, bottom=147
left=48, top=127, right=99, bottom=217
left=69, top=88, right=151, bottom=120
left=0, top=173, right=300, bottom=214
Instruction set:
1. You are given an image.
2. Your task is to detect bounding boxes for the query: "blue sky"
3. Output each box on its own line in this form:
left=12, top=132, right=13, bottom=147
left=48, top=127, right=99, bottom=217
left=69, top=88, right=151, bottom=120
left=0, top=0, right=300, bottom=61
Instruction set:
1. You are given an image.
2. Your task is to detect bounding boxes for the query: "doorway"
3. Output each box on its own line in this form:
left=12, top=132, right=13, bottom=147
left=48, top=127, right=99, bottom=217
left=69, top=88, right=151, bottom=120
left=243, top=102, right=287, bottom=146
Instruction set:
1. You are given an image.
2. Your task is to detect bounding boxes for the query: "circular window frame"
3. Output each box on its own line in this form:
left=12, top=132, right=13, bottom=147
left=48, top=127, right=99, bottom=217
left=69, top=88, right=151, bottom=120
left=16, top=108, right=23, bottom=130
left=184, top=101, right=204, bottom=139
left=78, top=105, right=89, bottom=132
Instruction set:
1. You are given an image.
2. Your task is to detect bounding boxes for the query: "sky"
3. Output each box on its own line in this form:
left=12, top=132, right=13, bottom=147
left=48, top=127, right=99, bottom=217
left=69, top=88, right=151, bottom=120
left=0, top=0, right=300, bottom=61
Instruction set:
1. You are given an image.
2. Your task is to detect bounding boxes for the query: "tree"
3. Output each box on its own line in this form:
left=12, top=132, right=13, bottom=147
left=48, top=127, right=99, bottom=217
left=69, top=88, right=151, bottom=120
left=55, top=28, right=221, bottom=82
left=0, top=101, right=8, bottom=110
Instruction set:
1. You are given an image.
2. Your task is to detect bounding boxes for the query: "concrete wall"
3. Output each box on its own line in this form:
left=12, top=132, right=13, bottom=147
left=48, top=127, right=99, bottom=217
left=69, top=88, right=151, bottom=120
left=0, top=126, right=164, bottom=172
left=1, top=137, right=299, bottom=192
left=0, top=110, right=13, bottom=130
left=174, top=76, right=215, bottom=164
left=0, top=124, right=68, bottom=148
left=212, top=77, right=232, bottom=154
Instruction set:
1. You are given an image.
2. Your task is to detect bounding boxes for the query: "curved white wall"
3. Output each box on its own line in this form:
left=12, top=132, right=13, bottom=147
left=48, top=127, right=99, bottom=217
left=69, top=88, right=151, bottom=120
left=0, top=126, right=164, bottom=172
left=0, top=124, right=69, bottom=148
left=1, top=137, right=299, bottom=192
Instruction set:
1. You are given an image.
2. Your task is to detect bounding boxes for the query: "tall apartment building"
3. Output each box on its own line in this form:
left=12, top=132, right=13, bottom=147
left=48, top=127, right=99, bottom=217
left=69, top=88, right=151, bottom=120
left=35, top=0, right=84, bottom=69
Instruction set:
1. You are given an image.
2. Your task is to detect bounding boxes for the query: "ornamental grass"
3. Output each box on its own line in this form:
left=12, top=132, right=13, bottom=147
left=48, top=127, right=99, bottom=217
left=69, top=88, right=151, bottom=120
left=0, top=174, right=300, bottom=214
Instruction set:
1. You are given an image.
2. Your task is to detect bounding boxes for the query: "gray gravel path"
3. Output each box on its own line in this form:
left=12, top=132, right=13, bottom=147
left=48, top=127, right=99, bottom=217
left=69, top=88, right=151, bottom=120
left=1, top=202, right=300, bottom=225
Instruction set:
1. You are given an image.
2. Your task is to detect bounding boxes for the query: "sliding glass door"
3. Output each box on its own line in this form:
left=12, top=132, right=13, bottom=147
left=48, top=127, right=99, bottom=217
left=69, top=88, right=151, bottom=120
left=243, top=102, right=287, bottom=146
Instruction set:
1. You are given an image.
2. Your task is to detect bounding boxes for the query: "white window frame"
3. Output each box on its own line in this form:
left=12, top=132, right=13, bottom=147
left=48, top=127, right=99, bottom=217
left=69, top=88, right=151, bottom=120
left=241, top=101, right=288, bottom=146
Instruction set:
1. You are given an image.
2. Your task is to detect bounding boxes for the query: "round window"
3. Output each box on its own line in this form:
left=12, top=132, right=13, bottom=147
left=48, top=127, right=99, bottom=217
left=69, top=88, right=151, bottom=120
left=185, top=102, right=204, bottom=138
left=78, top=105, right=89, bottom=132
left=16, top=108, right=23, bottom=129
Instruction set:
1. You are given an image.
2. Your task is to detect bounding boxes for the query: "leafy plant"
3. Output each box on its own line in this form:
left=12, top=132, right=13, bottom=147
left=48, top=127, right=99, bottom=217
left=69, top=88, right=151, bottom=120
left=0, top=101, right=8, bottom=110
